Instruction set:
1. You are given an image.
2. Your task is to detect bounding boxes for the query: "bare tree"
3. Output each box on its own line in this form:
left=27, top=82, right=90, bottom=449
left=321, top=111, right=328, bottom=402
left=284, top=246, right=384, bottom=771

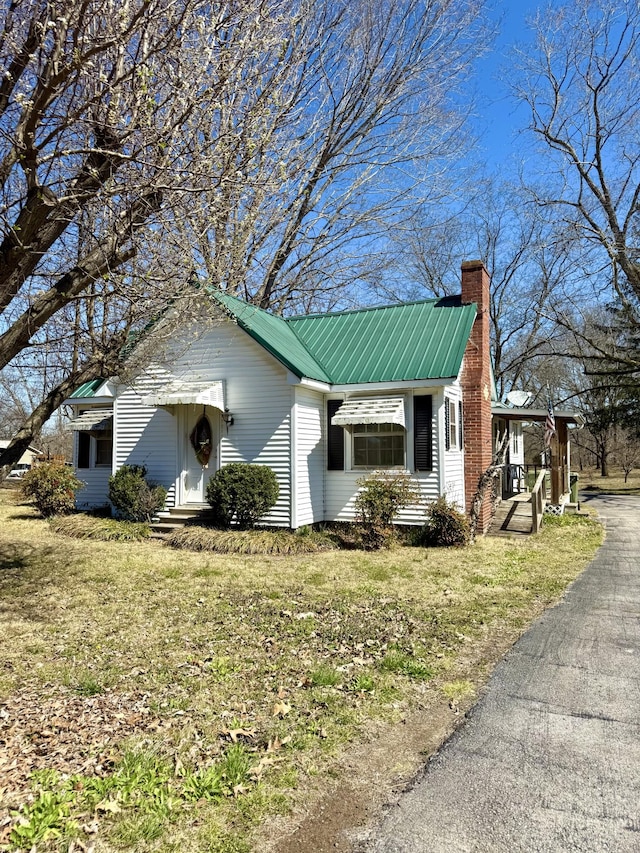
left=180, top=0, right=492, bottom=312
left=614, top=430, right=640, bottom=482
left=374, top=184, right=571, bottom=399
left=515, top=0, right=640, bottom=305
left=0, top=0, right=491, bottom=471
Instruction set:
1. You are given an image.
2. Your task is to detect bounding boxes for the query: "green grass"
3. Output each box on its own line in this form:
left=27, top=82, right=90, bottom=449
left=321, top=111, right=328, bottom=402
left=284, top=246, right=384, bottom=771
left=0, top=490, right=603, bottom=852
left=580, top=466, right=640, bottom=496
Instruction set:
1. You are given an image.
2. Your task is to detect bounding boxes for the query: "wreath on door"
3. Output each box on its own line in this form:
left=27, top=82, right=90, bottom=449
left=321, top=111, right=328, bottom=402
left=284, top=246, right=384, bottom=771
left=190, top=414, right=212, bottom=467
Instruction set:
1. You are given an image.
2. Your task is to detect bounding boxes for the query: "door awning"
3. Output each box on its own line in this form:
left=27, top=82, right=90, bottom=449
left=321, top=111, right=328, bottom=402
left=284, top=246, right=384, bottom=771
left=70, top=408, right=113, bottom=431
left=331, top=397, right=406, bottom=428
left=141, top=380, right=225, bottom=412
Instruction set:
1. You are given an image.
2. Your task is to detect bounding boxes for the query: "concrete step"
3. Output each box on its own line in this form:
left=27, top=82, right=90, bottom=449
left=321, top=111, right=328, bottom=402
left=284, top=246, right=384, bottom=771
left=151, top=504, right=216, bottom=537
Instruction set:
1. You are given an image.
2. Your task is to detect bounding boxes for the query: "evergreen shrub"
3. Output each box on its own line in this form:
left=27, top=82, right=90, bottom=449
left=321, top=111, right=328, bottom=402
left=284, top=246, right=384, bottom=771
left=20, top=462, right=84, bottom=517
left=205, top=463, right=279, bottom=529
left=108, top=465, right=167, bottom=522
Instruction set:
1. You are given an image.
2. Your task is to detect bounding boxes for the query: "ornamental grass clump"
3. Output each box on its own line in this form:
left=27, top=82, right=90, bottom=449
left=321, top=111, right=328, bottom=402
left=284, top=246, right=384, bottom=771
left=354, top=470, right=420, bottom=550
left=205, top=462, right=279, bottom=529
left=20, top=462, right=84, bottom=517
left=49, top=514, right=150, bottom=541
left=165, top=526, right=332, bottom=555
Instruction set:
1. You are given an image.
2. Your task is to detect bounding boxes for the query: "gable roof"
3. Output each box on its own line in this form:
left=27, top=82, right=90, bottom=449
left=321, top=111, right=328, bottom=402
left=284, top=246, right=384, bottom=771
left=69, top=379, right=106, bottom=399
left=210, top=291, right=477, bottom=385
left=211, top=291, right=331, bottom=383
left=69, top=291, right=479, bottom=400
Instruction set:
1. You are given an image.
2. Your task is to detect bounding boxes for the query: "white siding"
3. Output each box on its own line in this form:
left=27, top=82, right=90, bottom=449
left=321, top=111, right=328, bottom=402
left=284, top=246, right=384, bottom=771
left=114, top=379, right=178, bottom=508
left=75, top=467, right=111, bottom=510
left=443, top=382, right=465, bottom=509
left=293, top=386, right=324, bottom=527
left=324, top=391, right=445, bottom=526
left=119, top=320, right=293, bottom=526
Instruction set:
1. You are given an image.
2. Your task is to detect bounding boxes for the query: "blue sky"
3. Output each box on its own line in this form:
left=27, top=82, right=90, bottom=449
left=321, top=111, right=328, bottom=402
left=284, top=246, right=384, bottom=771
left=473, top=1, right=543, bottom=172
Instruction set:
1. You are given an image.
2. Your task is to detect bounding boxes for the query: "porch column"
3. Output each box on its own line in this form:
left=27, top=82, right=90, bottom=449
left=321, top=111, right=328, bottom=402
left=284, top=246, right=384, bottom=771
left=550, top=419, right=569, bottom=504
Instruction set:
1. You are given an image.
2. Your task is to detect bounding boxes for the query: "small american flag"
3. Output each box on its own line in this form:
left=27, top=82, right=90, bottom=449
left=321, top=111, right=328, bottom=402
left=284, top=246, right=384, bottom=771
left=544, top=398, right=556, bottom=447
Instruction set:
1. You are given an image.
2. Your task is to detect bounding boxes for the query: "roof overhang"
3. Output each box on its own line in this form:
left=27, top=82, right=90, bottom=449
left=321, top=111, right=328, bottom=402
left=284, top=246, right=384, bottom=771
left=70, top=408, right=113, bottom=431
left=331, top=397, right=406, bottom=428
left=330, top=377, right=455, bottom=393
left=141, top=380, right=225, bottom=411
left=492, top=405, right=584, bottom=427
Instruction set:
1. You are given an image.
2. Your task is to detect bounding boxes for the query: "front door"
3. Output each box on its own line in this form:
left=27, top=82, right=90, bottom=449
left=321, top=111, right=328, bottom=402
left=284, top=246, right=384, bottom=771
left=182, top=407, right=219, bottom=504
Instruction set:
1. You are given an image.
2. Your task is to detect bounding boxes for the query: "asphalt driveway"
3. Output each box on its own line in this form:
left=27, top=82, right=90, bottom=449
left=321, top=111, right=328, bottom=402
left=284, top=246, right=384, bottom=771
left=361, top=495, right=640, bottom=853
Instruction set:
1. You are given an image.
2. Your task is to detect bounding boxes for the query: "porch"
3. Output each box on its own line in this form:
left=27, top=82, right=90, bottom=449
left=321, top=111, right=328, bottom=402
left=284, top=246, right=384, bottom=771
left=489, top=492, right=535, bottom=537
left=488, top=470, right=580, bottom=537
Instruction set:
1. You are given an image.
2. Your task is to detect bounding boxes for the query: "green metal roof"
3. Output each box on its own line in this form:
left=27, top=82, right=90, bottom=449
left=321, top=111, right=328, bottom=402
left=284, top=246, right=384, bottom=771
left=71, top=292, right=478, bottom=399
left=210, top=291, right=477, bottom=385
left=209, top=291, right=331, bottom=382
left=68, top=379, right=106, bottom=399
left=288, top=297, right=477, bottom=384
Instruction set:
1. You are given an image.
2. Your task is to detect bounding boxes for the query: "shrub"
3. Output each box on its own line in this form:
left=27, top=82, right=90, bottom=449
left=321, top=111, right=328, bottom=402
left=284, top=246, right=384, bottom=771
left=20, top=463, right=84, bottom=517
left=414, top=496, right=470, bottom=548
left=108, top=465, right=167, bottom=522
left=205, top=463, right=279, bottom=529
left=354, top=470, right=420, bottom=550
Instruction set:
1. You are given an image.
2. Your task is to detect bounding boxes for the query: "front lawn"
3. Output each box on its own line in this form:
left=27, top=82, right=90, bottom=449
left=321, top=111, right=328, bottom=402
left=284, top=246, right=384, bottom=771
left=0, top=492, right=602, bottom=852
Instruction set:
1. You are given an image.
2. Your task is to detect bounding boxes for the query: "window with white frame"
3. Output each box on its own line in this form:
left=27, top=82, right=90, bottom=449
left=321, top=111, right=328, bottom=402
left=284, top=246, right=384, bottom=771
left=352, top=422, right=405, bottom=467
left=446, top=398, right=458, bottom=450
left=512, top=427, right=520, bottom=454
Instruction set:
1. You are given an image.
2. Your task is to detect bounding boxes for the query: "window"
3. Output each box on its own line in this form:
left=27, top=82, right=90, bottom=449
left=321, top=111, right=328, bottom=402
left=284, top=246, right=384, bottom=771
left=352, top=422, right=405, bottom=468
left=77, top=431, right=112, bottom=468
left=512, top=427, right=519, bottom=454
left=445, top=398, right=458, bottom=450
left=95, top=433, right=113, bottom=466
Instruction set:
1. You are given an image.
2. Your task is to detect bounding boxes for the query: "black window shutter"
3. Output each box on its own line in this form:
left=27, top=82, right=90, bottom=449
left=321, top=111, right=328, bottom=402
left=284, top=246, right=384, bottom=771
left=327, top=400, right=345, bottom=470
left=459, top=400, right=464, bottom=451
left=414, top=395, right=433, bottom=471
left=444, top=398, right=451, bottom=451
left=77, top=432, right=90, bottom=468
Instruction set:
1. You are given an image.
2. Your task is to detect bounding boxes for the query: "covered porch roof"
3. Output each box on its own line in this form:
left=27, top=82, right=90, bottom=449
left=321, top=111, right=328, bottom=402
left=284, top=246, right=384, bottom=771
left=492, top=404, right=584, bottom=427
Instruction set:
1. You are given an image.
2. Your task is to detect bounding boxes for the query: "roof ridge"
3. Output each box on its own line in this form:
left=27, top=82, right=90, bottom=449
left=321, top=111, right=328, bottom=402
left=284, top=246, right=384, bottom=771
left=285, top=296, right=452, bottom=322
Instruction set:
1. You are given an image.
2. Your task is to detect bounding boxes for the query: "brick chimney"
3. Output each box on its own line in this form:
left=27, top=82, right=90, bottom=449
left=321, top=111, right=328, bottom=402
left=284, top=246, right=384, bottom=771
left=460, top=260, right=493, bottom=533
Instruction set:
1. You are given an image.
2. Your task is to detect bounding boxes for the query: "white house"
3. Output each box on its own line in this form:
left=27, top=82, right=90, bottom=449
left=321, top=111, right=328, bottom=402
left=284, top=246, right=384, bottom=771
left=65, top=261, right=503, bottom=531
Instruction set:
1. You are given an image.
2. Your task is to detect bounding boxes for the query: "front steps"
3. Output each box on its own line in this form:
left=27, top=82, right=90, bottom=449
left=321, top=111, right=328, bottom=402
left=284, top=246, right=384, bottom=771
left=151, top=504, right=216, bottom=538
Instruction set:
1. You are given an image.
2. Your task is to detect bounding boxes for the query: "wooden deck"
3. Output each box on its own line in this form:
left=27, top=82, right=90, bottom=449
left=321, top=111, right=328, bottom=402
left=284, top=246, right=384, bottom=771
left=488, top=494, right=533, bottom=537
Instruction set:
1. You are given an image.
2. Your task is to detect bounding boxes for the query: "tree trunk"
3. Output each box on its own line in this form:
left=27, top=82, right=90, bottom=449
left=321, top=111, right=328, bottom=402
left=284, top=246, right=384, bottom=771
left=0, top=342, right=125, bottom=477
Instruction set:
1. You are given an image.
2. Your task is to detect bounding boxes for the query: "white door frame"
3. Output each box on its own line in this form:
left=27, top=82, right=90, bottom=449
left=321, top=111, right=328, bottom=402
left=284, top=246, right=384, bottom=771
left=178, top=406, right=220, bottom=505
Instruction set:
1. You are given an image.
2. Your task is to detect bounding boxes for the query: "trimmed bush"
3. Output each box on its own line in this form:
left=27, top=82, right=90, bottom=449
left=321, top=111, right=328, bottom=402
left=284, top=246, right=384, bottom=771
left=20, top=463, right=84, bottom=517
left=205, top=463, right=279, bottom=529
left=354, top=470, right=420, bottom=550
left=414, top=496, right=470, bottom=547
left=108, top=465, right=167, bottom=522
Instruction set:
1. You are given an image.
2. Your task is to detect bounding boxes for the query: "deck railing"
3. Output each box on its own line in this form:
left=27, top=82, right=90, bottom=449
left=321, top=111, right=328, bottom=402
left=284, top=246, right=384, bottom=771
left=531, top=468, right=549, bottom=533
